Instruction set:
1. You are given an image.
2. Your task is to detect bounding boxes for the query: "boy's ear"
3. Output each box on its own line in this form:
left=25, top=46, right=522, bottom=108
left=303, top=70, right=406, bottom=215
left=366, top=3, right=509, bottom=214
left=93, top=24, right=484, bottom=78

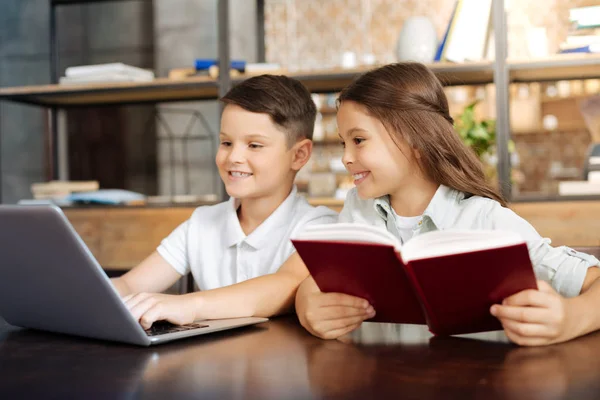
left=290, top=138, right=313, bottom=171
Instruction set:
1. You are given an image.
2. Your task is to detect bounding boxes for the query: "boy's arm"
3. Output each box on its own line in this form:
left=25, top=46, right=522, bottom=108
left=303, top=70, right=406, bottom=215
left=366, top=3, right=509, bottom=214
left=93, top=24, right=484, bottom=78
left=190, top=251, right=309, bottom=319
left=124, top=251, right=312, bottom=329
left=111, top=251, right=183, bottom=297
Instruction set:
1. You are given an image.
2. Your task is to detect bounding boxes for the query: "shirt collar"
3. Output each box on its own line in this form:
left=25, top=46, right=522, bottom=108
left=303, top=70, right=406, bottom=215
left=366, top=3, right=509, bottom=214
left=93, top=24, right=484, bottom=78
left=373, top=185, right=465, bottom=230
left=223, top=196, right=247, bottom=248
left=223, top=186, right=299, bottom=249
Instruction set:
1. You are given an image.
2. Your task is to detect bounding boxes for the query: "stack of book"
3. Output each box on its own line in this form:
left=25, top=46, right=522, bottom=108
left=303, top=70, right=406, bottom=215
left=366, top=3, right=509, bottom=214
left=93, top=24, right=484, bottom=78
left=59, top=63, right=155, bottom=85
left=30, top=181, right=99, bottom=199
left=558, top=5, right=600, bottom=54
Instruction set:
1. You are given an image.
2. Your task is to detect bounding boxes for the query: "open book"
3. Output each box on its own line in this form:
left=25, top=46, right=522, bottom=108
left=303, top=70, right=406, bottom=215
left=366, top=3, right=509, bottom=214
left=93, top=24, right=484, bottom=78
left=292, top=224, right=538, bottom=336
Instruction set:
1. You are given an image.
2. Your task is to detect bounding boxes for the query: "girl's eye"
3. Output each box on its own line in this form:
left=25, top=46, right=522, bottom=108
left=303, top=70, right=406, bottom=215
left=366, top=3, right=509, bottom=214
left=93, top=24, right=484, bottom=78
left=249, top=143, right=263, bottom=149
left=353, top=137, right=365, bottom=145
left=220, top=141, right=232, bottom=147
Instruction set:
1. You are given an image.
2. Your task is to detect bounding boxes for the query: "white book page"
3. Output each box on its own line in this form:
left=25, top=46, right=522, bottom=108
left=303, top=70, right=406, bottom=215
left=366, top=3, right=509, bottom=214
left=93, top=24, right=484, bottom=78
left=294, top=223, right=401, bottom=251
left=401, top=230, right=525, bottom=263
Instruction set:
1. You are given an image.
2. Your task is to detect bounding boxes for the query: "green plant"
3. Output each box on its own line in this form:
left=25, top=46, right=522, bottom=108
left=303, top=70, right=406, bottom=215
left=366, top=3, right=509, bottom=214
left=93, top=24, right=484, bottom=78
left=455, top=100, right=521, bottom=186
left=455, top=100, right=496, bottom=158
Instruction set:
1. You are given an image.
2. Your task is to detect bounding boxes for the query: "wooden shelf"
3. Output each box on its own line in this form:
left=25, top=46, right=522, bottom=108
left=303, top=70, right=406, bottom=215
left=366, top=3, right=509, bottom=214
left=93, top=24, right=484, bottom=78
left=508, top=53, right=600, bottom=83
left=3, top=55, right=600, bottom=108
left=0, top=62, right=494, bottom=108
left=0, top=76, right=220, bottom=107
left=288, top=61, right=495, bottom=93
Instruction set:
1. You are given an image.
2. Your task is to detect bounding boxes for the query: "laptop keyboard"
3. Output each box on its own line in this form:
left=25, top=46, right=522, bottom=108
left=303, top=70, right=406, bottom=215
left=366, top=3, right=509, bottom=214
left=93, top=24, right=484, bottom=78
left=145, top=320, right=209, bottom=336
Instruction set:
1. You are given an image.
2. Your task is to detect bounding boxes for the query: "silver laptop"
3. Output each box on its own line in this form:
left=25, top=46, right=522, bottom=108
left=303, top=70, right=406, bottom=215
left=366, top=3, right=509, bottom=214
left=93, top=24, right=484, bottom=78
left=0, top=205, right=267, bottom=346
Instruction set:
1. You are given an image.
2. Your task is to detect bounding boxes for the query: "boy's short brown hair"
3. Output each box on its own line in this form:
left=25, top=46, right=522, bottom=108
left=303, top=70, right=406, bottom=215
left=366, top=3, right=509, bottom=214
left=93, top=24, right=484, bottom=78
left=220, top=75, right=316, bottom=147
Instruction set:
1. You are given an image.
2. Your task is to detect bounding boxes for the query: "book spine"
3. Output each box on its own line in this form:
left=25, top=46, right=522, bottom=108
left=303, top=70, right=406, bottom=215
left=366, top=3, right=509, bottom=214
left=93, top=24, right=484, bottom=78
left=399, top=254, right=441, bottom=334
left=441, top=0, right=464, bottom=61
left=434, top=0, right=458, bottom=62
left=558, top=44, right=600, bottom=54
left=195, top=59, right=246, bottom=71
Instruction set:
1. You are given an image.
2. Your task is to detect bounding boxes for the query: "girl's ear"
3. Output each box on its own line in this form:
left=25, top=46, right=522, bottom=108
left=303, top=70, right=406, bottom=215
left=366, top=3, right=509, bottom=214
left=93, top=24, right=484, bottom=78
left=413, top=148, right=422, bottom=160
left=291, top=138, right=313, bottom=171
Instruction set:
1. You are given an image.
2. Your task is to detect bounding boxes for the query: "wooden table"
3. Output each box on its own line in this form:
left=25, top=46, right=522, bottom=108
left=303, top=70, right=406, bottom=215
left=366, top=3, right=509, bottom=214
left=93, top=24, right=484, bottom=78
left=2, top=316, right=600, bottom=399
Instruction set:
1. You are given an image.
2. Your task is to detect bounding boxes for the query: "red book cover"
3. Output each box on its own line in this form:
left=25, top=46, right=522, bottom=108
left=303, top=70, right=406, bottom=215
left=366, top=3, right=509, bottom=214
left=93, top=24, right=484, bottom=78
left=293, top=227, right=538, bottom=335
left=403, top=242, right=537, bottom=335
left=292, top=240, right=426, bottom=324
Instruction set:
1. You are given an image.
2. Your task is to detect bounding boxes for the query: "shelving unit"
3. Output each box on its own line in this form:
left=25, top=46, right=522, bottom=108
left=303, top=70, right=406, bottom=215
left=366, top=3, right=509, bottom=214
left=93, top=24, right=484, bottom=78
left=0, top=0, right=243, bottom=202
left=2, top=0, right=600, bottom=203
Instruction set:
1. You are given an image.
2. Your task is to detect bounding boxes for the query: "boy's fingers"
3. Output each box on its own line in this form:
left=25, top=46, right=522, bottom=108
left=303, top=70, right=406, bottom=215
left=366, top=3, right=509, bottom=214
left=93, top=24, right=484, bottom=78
left=129, top=297, right=157, bottom=321
left=316, top=292, right=370, bottom=309
left=140, top=307, right=161, bottom=330
left=124, top=292, right=151, bottom=310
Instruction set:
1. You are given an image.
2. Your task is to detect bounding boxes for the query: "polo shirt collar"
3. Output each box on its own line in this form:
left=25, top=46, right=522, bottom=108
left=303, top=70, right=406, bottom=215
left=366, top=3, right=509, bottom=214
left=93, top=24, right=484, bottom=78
left=222, top=186, right=299, bottom=249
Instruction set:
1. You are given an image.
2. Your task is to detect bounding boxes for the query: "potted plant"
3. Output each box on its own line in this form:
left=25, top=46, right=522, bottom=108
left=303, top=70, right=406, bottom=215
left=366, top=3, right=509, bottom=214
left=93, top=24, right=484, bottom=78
left=454, top=101, right=522, bottom=188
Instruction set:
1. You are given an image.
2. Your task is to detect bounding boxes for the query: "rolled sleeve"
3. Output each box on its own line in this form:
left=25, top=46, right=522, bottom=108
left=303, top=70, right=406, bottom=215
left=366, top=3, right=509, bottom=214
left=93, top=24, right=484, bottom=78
left=528, top=240, right=600, bottom=297
left=156, top=219, right=191, bottom=276
left=489, top=203, right=600, bottom=297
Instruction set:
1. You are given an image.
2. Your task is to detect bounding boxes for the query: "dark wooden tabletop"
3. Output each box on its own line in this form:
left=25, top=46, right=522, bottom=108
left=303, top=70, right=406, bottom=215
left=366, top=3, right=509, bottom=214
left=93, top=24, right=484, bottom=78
left=2, top=314, right=600, bottom=399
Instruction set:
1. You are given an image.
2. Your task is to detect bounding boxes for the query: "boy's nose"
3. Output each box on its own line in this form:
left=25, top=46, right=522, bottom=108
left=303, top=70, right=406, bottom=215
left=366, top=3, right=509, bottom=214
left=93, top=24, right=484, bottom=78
left=227, top=145, right=245, bottom=164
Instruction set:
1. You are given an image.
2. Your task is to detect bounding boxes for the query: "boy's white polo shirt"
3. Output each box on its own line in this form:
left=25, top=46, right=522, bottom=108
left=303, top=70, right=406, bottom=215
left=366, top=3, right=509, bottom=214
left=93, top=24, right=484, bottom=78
left=157, top=186, right=337, bottom=290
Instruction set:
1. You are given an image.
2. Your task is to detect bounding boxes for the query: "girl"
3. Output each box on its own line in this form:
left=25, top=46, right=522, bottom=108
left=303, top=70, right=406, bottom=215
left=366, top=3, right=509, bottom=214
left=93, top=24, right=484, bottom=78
left=295, top=63, right=600, bottom=346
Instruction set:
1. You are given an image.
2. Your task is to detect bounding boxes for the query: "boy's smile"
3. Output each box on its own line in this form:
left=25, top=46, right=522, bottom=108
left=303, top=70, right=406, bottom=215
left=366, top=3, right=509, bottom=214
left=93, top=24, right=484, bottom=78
left=228, top=171, right=253, bottom=180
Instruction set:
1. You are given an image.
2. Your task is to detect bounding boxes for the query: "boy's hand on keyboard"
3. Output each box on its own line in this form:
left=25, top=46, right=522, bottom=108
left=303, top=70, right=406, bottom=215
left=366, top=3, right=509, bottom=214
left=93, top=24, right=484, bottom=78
left=122, top=293, right=196, bottom=330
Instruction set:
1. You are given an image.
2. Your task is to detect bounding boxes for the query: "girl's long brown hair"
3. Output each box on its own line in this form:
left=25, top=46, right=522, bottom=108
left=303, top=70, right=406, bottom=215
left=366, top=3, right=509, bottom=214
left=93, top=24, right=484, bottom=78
left=338, top=62, right=506, bottom=207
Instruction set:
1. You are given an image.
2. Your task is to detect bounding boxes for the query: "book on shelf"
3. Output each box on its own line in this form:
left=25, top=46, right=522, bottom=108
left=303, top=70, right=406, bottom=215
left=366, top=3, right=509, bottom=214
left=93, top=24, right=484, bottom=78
left=292, top=224, right=538, bottom=336
left=31, top=180, right=100, bottom=199
left=65, top=63, right=155, bottom=79
left=559, top=181, right=600, bottom=196
left=569, top=5, right=600, bottom=30
left=434, top=1, right=458, bottom=62
left=442, top=0, right=493, bottom=63
left=59, top=73, right=154, bottom=84
left=558, top=44, right=600, bottom=54
left=561, top=34, right=600, bottom=49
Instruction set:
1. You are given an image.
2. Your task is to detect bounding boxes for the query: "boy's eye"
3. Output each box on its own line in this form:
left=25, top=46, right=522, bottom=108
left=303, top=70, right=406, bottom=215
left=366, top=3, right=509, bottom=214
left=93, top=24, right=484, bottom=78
left=340, top=141, right=346, bottom=148
left=353, top=137, right=365, bottom=145
left=249, top=143, right=263, bottom=149
left=220, top=141, right=232, bottom=147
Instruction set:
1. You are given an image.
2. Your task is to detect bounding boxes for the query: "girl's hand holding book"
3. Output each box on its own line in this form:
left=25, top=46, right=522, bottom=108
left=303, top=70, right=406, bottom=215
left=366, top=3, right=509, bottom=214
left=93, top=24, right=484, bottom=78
left=295, top=276, right=376, bottom=340
left=491, top=281, right=580, bottom=346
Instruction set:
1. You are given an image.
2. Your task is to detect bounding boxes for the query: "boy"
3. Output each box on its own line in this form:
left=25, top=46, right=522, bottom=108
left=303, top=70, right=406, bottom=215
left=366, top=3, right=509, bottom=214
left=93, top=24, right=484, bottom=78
left=111, top=75, right=337, bottom=329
